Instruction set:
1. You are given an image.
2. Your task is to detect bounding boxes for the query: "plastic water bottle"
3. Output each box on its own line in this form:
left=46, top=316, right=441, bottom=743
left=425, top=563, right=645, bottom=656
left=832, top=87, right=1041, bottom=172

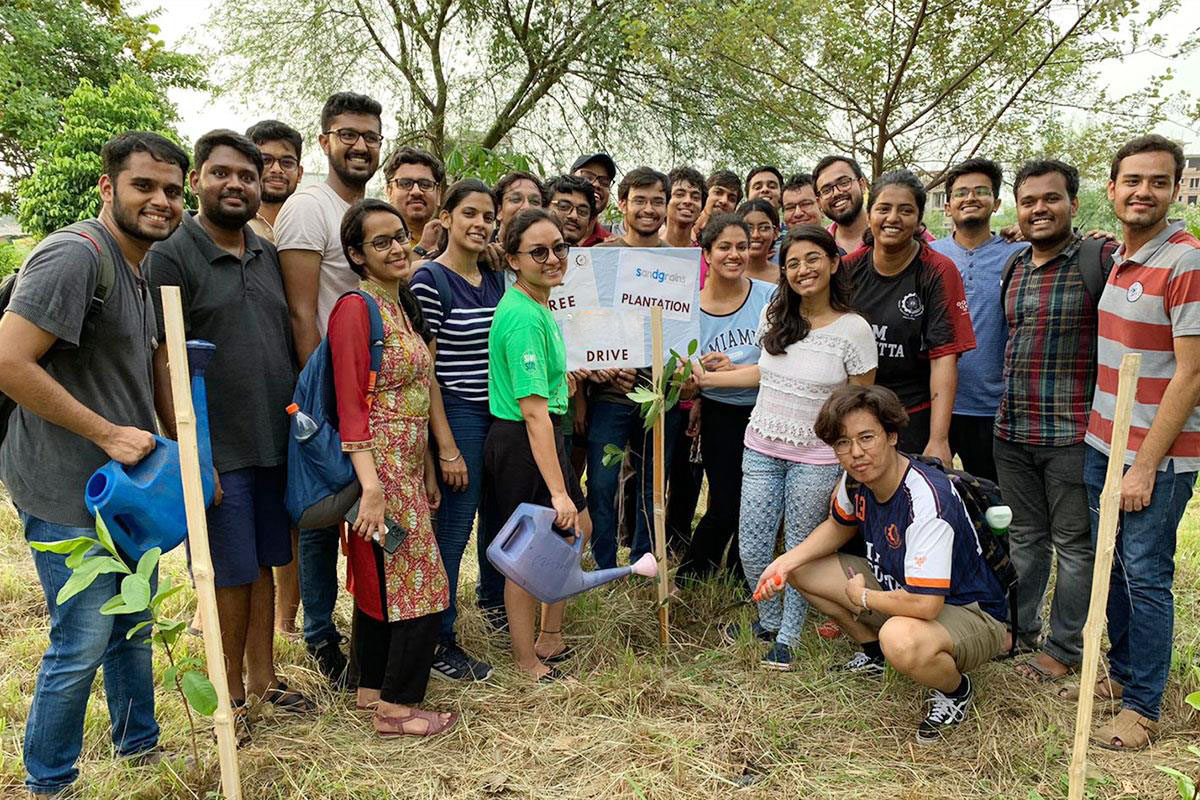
left=984, top=506, right=1013, bottom=537
left=286, top=402, right=318, bottom=443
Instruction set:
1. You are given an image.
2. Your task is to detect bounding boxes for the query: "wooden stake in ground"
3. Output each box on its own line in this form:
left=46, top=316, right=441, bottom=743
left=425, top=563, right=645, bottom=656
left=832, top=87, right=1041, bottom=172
left=1068, top=352, right=1140, bottom=800
left=650, top=306, right=670, bottom=645
left=161, top=287, right=243, bottom=800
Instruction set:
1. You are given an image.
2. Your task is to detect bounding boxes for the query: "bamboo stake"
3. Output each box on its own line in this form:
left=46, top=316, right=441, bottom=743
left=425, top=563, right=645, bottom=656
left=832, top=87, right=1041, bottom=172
left=161, top=287, right=242, bottom=800
left=1068, top=352, right=1140, bottom=800
left=650, top=306, right=669, bottom=645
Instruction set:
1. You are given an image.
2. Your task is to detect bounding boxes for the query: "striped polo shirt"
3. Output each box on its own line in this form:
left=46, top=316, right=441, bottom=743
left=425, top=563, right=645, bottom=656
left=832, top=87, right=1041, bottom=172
left=1086, top=220, right=1200, bottom=471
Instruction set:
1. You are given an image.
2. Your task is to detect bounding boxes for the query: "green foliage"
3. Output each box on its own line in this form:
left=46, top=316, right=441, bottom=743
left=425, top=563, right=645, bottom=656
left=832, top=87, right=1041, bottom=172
left=15, top=76, right=187, bottom=238
left=1155, top=747, right=1200, bottom=799
left=0, top=239, right=29, bottom=280
left=443, top=141, right=545, bottom=186
left=28, top=514, right=216, bottom=738
left=0, top=1, right=204, bottom=210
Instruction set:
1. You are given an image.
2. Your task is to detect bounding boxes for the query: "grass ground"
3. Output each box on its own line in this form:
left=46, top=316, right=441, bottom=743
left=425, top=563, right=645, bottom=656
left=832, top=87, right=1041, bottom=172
left=0, top=493, right=1197, bottom=800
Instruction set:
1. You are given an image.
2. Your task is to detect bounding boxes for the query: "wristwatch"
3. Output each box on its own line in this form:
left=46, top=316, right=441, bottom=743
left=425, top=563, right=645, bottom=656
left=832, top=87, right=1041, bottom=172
left=412, top=244, right=431, bottom=257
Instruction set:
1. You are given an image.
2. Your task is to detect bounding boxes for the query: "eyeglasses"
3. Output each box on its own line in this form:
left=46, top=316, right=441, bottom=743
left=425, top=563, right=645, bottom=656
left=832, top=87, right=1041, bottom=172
left=950, top=186, right=994, bottom=200
left=784, top=254, right=828, bottom=269
left=552, top=199, right=592, bottom=218
left=324, top=128, right=384, bottom=148
left=361, top=232, right=410, bottom=252
left=389, top=177, right=437, bottom=191
left=817, top=176, right=855, bottom=198
left=783, top=200, right=817, bottom=214
left=518, top=242, right=569, bottom=263
left=262, top=155, right=299, bottom=171
left=832, top=431, right=884, bottom=455
left=576, top=170, right=613, bottom=189
left=504, top=193, right=543, bottom=207
left=749, top=223, right=776, bottom=236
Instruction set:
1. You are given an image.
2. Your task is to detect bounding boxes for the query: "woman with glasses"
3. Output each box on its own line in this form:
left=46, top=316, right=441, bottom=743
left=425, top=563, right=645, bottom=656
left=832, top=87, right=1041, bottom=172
left=330, top=198, right=457, bottom=736
left=841, top=171, right=975, bottom=463
left=408, top=180, right=505, bottom=681
left=481, top=208, right=590, bottom=681
left=697, top=225, right=876, bottom=670
left=676, top=215, right=775, bottom=584
left=736, top=199, right=782, bottom=283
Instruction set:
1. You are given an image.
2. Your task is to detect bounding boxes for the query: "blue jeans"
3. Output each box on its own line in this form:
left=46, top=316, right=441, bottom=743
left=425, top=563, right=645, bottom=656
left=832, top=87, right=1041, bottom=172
left=585, top=400, right=683, bottom=569
left=1083, top=445, right=1196, bottom=720
left=299, top=525, right=341, bottom=649
left=433, top=392, right=503, bottom=634
left=22, top=512, right=159, bottom=794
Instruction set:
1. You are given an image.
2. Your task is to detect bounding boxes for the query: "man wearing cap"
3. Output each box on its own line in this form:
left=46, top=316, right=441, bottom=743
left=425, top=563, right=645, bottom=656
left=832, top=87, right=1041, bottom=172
left=572, top=153, right=617, bottom=246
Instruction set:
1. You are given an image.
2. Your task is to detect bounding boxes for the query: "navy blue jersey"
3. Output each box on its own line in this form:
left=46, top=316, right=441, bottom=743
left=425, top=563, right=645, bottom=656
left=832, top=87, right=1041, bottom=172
left=831, top=458, right=1006, bottom=621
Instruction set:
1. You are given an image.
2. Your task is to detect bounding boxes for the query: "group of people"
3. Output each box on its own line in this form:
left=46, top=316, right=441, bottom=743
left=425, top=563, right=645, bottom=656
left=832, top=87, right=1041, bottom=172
left=0, top=86, right=1198, bottom=798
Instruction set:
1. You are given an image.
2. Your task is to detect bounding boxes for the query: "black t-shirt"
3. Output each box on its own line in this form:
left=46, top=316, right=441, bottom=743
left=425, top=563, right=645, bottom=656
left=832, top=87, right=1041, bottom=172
left=843, top=243, right=975, bottom=411
left=148, top=212, right=296, bottom=473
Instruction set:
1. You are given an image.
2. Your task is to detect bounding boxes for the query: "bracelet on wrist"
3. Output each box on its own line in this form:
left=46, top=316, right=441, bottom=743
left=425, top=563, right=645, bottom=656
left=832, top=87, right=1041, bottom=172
left=861, top=588, right=870, bottom=611
left=439, top=451, right=463, bottom=463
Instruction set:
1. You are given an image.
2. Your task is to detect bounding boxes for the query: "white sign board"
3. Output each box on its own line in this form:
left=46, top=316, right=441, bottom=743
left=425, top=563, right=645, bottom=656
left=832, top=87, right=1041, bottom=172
left=550, top=246, right=701, bottom=370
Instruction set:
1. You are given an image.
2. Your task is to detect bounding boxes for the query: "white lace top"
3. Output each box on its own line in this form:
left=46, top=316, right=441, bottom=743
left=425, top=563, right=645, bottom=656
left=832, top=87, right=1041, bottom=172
left=746, top=311, right=878, bottom=460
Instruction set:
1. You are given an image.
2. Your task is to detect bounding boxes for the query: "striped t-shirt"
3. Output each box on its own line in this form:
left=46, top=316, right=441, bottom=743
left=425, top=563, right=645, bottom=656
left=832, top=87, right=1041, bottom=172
left=410, top=262, right=506, bottom=404
left=1086, top=220, right=1200, bottom=472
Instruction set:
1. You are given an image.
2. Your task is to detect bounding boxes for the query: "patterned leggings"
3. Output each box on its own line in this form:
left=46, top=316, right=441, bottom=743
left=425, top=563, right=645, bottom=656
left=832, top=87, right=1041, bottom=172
left=738, top=448, right=841, bottom=647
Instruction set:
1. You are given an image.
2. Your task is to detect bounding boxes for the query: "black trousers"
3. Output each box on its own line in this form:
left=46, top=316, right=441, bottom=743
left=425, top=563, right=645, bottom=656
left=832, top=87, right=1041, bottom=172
left=665, top=413, right=703, bottom=556
left=949, top=413, right=998, bottom=482
left=677, top=399, right=751, bottom=581
left=353, top=607, right=439, bottom=705
left=896, top=406, right=931, bottom=455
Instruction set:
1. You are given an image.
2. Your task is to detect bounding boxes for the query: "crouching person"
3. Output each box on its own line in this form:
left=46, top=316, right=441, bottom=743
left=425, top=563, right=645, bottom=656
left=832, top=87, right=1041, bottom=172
left=756, top=384, right=1007, bottom=744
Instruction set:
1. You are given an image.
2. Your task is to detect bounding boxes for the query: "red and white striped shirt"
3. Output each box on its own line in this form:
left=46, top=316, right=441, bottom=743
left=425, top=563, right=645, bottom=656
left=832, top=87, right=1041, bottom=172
left=1086, top=220, right=1200, bottom=471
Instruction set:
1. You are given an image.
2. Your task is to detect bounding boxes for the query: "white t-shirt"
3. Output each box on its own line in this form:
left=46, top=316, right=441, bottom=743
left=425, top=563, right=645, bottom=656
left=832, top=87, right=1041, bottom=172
left=273, top=182, right=357, bottom=333
left=745, top=311, right=877, bottom=462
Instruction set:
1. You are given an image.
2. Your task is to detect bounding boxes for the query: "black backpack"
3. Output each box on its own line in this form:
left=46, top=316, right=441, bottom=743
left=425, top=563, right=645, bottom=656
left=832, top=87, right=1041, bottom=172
left=0, top=220, right=116, bottom=447
left=999, top=235, right=1115, bottom=309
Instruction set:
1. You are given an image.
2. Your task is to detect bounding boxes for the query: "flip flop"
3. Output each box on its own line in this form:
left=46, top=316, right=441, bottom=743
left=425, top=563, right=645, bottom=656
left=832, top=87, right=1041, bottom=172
left=1014, top=657, right=1074, bottom=684
left=1091, top=708, right=1159, bottom=751
left=374, top=708, right=459, bottom=737
left=263, top=681, right=317, bottom=713
left=537, top=666, right=568, bottom=683
left=541, top=645, right=575, bottom=664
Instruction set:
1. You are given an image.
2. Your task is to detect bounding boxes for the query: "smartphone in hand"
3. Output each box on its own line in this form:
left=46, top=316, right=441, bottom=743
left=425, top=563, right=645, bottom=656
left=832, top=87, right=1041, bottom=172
left=344, top=500, right=408, bottom=554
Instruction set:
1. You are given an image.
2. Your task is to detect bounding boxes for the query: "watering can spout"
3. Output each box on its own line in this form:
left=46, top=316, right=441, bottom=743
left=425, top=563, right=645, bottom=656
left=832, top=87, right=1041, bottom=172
left=572, top=552, right=659, bottom=593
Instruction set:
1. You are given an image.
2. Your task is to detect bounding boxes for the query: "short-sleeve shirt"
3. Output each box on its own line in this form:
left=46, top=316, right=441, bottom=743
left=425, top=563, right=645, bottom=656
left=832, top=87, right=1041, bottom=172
left=1087, top=220, right=1200, bottom=471
left=147, top=212, right=296, bottom=473
left=745, top=311, right=877, bottom=463
left=698, top=278, right=775, bottom=406
left=273, top=182, right=357, bottom=333
left=830, top=458, right=1007, bottom=621
left=410, top=262, right=505, bottom=404
left=488, top=287, right=568, bottom=421
left=930, top=234, right=1026, bottom=416
left=592, top=237, right=670, bottom=404
left=0, top=222, right=157, bottom=527
left=844, top=243, right=976, bottom=411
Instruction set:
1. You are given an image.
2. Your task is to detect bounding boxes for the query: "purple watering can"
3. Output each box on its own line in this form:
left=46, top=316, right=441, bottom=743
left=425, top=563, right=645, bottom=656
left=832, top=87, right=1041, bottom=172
left=487, top=503, right=658, bottom=604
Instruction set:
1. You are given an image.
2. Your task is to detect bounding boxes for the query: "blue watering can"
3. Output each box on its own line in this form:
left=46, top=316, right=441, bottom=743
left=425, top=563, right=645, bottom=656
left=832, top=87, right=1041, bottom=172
left=83, top=340, right=216, bottom=560
left=486, top=503, right=658, bottom=604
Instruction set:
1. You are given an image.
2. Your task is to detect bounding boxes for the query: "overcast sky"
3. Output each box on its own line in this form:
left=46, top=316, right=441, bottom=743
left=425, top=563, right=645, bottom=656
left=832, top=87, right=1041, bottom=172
left=141, top=0, right=1200, bottom=163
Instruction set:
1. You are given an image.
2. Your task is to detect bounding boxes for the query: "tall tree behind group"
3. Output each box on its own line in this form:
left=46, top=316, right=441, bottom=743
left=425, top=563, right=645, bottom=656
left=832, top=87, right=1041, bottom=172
left=0, top=0, right=205, bottom=211
left=212, top=0, right=638, bottom=163
left=628, top=0, right=1196, bottom=186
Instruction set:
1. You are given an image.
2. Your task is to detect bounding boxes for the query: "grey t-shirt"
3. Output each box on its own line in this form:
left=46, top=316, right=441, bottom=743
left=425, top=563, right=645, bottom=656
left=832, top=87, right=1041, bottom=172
left=147, top=213, right=296, bottom=473
left=0, top=222, right=158, bottom=527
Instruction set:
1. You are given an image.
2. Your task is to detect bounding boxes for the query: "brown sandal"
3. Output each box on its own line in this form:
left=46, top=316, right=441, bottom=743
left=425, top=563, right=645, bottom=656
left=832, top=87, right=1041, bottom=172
left=373, top=708, right=459, bottom=737
left=1014, top=656, right=1075, bottom=684
left=1091, top=708, right=1159, bottom=751
left=1057, top=673, right=1123, bottom=706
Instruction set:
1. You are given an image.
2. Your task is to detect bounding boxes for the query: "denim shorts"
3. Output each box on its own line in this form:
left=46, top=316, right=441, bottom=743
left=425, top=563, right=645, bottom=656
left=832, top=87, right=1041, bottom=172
left=201, top=465, right=293, bottom=587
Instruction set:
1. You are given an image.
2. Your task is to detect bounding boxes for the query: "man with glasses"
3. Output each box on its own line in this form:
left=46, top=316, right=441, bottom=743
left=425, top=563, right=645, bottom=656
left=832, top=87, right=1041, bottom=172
left=755, top=384, right=1006, bottom=744
left=382, top=146, right=444, bottom=256
left=930, top=159, right=1026, bottom=482
left=781, top=173, right=822, bottom=231
left=275, top=91, right=385, bottom=689
left=814, top=155, right=933, bottom=254
left=572, top=153, right=617, bottom=246
left=244, top=120, right=304, bottom=244
left=545, top=174, right=597, bottom=246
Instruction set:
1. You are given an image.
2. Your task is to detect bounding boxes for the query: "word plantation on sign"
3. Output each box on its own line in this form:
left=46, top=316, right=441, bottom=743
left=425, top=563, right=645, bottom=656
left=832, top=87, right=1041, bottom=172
left=548, top=248, right=702, bottom=370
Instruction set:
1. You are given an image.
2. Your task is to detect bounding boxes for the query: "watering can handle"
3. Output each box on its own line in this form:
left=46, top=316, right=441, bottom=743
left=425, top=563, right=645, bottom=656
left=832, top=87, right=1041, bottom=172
left=498, top=513, right=530, bottom=550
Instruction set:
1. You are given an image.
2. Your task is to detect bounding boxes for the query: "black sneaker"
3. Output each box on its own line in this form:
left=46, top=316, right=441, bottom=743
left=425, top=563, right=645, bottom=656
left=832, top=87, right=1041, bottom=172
left=721, top=620, right=774, bottom=646
left=838, top=651, right=886, bottom=677
left=760, top=641, right=794, bottom=671
left=431, top=642, right=494, bottom=681
left=308, top=638, right=350, bottom=691
left=916, top=676, right=973, bottom=744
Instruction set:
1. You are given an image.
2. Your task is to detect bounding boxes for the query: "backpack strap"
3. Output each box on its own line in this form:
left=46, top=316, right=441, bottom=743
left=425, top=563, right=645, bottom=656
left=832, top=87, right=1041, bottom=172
left=427, top=261, right=455, bottom=326
left=1077, top=235, right=1115, bottom=307
left=350, top=289, right=386, bottom=408
left=998, top=243, right=1032, bottom=307
left=61, top=220, right=117, bottom=317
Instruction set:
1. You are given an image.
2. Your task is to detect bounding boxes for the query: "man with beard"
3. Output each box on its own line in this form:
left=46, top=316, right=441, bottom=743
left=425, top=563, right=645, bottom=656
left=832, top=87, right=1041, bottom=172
left=148, top=130, right=314, bottom=736
left=1074, top=135, right=1200, bottom=750
left=275, top=91, right=384, bottom=688
left=781, top=173, right=821, bottom=230
left=0, top=131, right=188, bottom=797
left=664, top=166, right=706, bottom=247
left=993, top=159, right=1114, bottom=691
left=814, top=155, right=871, bottom=254
left=545, top=174, right=597, bottom=246
left=383, top=146, right=443, bottom=256
left=245, top=120, right=304, bottom=243
left=930, top=159, right=1026, bottom=482
left=572, top=152, right=617, bottom=246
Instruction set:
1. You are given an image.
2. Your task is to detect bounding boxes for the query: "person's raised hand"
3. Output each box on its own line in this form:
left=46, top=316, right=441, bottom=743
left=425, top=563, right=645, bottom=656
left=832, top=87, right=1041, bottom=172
left=611, top=368, right=637, bottom=393
left=418, top=220, right=442, bottom=253
left=999, top=224, right=1024, bottom=243
left=482, top=242, right=505, bottom=272
left=700, top=351, right=733, bottom=372
left=101, top=425, right=156, bottom=466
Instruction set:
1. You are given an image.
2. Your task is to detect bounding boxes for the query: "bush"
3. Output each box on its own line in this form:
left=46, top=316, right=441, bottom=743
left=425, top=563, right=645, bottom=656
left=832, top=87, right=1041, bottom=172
left=0, top=239, right=29, bottom=280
